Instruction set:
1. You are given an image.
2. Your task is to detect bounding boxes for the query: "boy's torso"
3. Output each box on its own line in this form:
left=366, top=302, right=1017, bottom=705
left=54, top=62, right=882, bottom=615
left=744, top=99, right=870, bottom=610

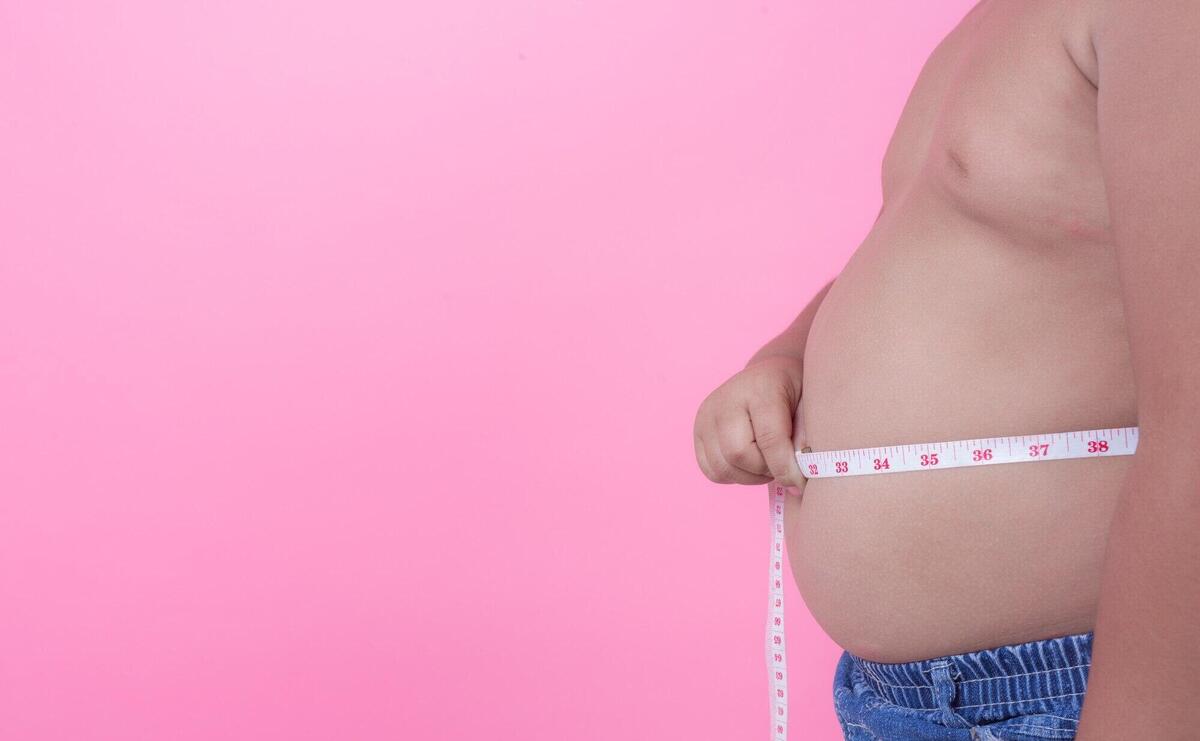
left=785, top=0, right=1137, bottom=663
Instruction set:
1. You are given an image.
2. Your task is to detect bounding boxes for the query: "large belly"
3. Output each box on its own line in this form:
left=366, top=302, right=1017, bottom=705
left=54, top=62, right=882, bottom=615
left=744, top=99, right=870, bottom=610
left=786, top=186, right=1137, bottom=663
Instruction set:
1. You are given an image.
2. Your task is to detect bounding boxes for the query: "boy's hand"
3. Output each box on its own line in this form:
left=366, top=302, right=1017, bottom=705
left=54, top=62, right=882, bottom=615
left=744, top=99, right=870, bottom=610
left=693, top=355, right=807, bottom=490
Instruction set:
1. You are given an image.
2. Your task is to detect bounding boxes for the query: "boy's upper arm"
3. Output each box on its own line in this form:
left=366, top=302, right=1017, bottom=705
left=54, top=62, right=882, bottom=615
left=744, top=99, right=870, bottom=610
left=1092, top=0, right=1200, bottom=448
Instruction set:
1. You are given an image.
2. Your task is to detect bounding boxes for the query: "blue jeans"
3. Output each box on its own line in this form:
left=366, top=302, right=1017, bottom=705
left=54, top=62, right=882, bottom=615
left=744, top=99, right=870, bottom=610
left=834, top=631, right=1092, bottom=740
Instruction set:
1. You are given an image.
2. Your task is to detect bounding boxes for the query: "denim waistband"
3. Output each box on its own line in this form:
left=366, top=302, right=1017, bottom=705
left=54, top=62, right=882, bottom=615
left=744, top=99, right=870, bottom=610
left=850, top=631, right=1093, bottom=713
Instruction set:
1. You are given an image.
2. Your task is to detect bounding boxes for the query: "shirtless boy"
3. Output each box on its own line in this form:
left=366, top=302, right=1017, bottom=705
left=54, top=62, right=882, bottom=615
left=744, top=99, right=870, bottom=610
left=693, top=2, right=1200, bottom=738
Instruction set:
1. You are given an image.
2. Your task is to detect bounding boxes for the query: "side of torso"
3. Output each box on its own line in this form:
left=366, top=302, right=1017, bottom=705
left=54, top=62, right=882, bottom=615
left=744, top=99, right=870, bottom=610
left=786, top=0, right=1137, bottom=663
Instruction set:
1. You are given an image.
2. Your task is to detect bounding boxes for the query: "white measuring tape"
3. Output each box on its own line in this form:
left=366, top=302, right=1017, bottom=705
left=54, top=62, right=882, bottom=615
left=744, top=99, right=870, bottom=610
left=766, top=425, right=1138, bottom=739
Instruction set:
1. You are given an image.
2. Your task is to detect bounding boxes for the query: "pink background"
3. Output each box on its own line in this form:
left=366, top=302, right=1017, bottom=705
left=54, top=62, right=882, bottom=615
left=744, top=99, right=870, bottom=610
left=1, top=2, right=970, bottom=739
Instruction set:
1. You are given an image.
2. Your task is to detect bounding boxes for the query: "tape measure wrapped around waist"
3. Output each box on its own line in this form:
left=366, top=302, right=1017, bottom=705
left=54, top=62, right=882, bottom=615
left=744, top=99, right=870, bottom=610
left=765, top=425, right=1137, bottom=740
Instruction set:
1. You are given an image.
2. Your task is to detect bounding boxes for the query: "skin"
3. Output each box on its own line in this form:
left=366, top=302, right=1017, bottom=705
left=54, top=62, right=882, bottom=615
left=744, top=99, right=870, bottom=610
left=1072, top=2, right=1200, bottom=738
left=694, top=0, right=1198, bottom=735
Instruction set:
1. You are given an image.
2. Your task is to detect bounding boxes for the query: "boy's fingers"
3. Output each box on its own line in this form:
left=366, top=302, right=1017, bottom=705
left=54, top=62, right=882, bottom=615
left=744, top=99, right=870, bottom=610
left=747, top=395, right=802, bottom=486
left=694, top=433, right=715, bottom=481
left=717, top=410, right=770, bottom=477
left=692, top=408, right=713, bottom=471
left=705, top=432, right=774, bottom=485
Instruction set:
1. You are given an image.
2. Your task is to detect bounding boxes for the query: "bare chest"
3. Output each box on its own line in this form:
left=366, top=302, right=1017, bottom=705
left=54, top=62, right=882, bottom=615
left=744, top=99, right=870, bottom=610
left=881, top=0, right=1109, bottom=244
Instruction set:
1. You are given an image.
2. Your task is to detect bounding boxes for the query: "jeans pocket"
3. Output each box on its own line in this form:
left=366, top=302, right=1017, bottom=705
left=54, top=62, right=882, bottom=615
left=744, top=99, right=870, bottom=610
left=834, top=685, right=883, bottom=741
left=972, top=712, right=1080, bottom=740
left=839, top=719, right=884, bottom=741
